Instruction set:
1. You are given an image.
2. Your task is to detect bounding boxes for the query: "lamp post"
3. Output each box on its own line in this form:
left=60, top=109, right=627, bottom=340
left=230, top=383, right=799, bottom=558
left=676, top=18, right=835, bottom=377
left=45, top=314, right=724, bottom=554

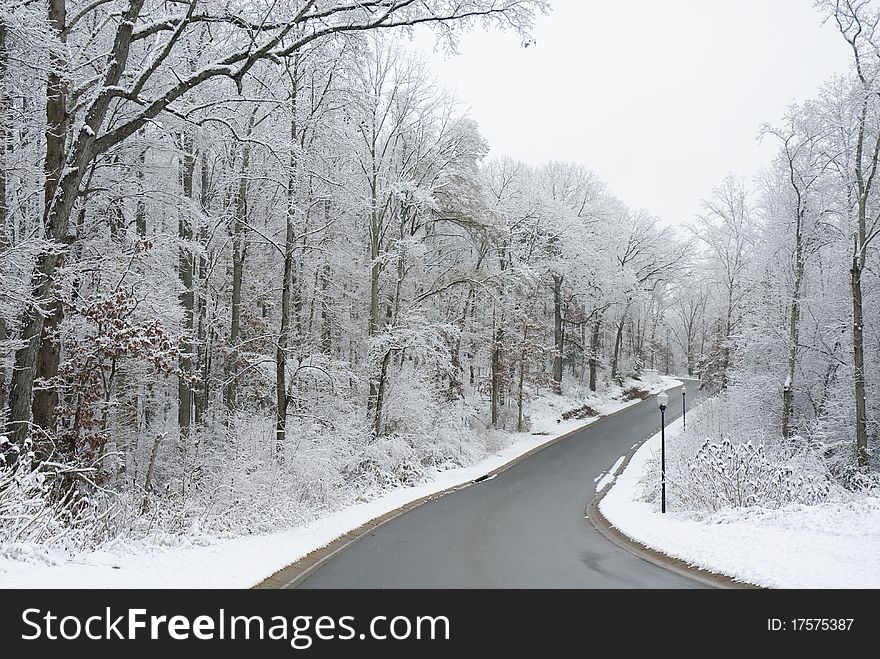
left=681, top=384, right=687, bottom=430
left=657, top=391, right=668, bottom=514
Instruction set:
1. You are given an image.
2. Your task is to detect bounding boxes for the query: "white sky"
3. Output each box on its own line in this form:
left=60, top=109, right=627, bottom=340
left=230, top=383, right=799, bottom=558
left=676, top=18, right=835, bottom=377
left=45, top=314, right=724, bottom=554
left=413, top=0, right=853, bottom=225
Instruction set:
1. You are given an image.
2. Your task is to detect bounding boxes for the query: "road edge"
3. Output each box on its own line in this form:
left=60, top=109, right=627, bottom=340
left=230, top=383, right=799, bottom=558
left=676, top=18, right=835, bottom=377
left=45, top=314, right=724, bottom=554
left=254, top=381, right=681, bottom=589
left=585, top=425, right=761, bottom=590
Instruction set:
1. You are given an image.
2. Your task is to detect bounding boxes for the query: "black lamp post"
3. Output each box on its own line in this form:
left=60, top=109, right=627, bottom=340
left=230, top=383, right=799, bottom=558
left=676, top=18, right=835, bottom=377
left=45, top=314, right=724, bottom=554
left=657, top=391, right=669, bottom=514
left=681, top=384, right=687, bottom=430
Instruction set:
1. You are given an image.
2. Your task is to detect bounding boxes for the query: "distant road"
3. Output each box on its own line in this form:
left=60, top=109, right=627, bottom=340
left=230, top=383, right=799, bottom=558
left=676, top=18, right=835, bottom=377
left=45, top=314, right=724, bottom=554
left=296, top=382, right=702, bottom=588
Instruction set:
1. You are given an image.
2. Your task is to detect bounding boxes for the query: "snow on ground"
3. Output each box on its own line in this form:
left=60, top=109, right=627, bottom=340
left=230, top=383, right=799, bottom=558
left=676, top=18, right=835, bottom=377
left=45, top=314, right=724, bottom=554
left=526, top=373, right=669, bottom=438
left=600, top=418, right=880, bottom=588
left=0, top=374, right=678, bottom=589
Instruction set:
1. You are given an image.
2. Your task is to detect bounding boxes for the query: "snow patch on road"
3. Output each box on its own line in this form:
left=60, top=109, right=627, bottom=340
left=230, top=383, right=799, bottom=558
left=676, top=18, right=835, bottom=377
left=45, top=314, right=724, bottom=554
left=595, top=455, right=625, bottom=492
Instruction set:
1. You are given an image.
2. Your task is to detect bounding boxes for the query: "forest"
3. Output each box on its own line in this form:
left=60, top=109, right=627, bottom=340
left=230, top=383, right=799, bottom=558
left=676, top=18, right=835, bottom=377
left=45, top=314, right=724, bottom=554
left=0, top=0, right=878, bottom=554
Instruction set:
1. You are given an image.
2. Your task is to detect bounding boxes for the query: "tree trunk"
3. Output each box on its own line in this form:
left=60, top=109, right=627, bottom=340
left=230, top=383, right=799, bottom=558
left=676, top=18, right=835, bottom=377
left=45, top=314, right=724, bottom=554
left=276, top=102, right=298, bottom=446
left=368, top=205, right=411, bottom=434
left=664, top=328, right=670, bottom=375
left=194, top=148, right=210, bottom=422
left=6, top=0, right=146, bottom=448
left=372, top=350, right=393, bottom=436
left=0, top=18, right=9, bottom=415
left=366, top=173, right=382, bottom=424
left=448, top=284, right=477, bottom=401
left=844, top=21, right=880, bottom=467
left=32, top=301, right=64, bottom=446
left=43, top=0, right=68, bottom=234
left=135, top=129, right=147, bottom=237
left=517, top=357, right=525, bottom=432
left=491, top=324, right=504, bottom=429
left=177, top=130, right=195, bottom=438
left=517, top=308, right=530, bottom=432
left=108, top=195, right=124, bottom=241
left=276, top=216, right=295, bottom=448
left=368, top=183, right=381, bottom=337
left=851, top=237, right=868, bottom=466
left=611, top=309, right=627, bottom=382
left=223, top=114, right=254, bottom=415
left=29, top=0, right=69, bottom=446
left=589, top=314, right=601, bottom=392
left=579, top=315, right=587, bottom=382
left=686, top=312, right=695, bottom=376
left=782, top=208, right=805, bottom=441
left=320, top=262, right=331, bottom=355
left=720, top=294, right=733, bottom=390
left=551, top=274, right=564, bottom=393
left=391, top=209, right=408, bottom=325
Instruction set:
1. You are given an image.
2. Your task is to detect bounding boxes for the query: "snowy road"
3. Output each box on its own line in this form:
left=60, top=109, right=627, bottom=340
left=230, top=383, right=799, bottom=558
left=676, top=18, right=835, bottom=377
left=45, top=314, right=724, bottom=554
left=294, top=383, right=704, bottom=588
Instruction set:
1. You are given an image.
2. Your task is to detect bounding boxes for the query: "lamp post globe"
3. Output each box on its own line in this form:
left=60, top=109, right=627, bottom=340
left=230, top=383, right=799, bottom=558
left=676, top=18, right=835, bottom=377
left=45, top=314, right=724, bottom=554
left=657, top=391, right=669, bottom=410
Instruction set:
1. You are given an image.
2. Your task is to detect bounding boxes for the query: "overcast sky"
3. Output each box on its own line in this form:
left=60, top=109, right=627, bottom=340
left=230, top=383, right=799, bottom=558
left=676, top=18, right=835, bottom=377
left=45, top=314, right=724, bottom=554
left=414, top=0, right=852, bottom=225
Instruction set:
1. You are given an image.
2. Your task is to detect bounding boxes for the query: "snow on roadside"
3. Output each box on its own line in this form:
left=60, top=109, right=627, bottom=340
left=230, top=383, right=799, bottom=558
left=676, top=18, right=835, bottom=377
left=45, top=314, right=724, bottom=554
left=526, top=374, right=670, bottom=438
left=0, top=374, right=680, bottom=589
left=599, top=418, right=880, bottom=588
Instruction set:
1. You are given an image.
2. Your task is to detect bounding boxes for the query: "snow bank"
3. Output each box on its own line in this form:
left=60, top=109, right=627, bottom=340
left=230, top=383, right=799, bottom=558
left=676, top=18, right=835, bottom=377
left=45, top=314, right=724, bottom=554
left=600, top=418, right=880, bottom=588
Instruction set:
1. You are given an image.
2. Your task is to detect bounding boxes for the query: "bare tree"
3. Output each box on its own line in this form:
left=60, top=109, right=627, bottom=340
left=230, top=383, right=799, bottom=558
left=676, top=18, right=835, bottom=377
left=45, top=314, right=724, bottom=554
left=820, top=0, right=880, bottom=465
left=762, top=108, right=829, bottom=439
left=178, top=128, right=196, bottom=437
left=691, top=177, right=755, bottom=390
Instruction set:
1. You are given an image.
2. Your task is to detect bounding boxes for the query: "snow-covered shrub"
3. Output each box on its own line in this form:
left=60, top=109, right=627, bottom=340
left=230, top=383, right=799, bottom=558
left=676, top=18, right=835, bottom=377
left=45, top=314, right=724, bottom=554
left=380, top=363, right=446, bottom=438
left=100, top=352, right=378, bottom=539
left=673, top=439, right=830, bottom=511
left=345, top=364, right=492, bottom=491
left=643, top=392, right=835, bottom=512
left=0, top=436, right=102, bottom=553
left=356, top=433, right=424, bottom=489
left=127, top=405, right=366, bottom=538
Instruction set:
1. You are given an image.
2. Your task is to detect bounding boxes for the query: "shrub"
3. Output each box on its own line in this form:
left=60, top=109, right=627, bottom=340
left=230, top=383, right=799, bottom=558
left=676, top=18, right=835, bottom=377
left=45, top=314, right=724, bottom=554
left=0, top=436, right=102, bottom=553
left=671, top=438, right=831, bottom=511
left=620, top=387, right=649, bottom=402
left=561, top=404, right=599, bottom=420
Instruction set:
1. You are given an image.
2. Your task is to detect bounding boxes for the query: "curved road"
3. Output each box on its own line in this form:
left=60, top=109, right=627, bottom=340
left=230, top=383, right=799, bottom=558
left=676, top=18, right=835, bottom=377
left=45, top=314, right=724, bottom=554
left=296, top=382, right=702, bottom=588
